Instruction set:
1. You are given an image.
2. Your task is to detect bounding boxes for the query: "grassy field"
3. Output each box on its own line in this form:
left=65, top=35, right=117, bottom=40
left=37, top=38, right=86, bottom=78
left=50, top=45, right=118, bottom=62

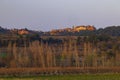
left=1, top=74, right=120, bottom=80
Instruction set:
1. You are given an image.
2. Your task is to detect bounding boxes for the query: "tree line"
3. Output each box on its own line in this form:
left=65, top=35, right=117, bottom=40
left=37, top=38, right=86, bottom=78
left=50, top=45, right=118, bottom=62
left=0, top=35, right=120, bottom=68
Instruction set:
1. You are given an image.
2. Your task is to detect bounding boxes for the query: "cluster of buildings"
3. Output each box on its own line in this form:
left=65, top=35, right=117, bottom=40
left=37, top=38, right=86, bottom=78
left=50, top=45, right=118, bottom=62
left=50, top=25, right=96, bottom=35
left=11, top=28, right=29, bottom=35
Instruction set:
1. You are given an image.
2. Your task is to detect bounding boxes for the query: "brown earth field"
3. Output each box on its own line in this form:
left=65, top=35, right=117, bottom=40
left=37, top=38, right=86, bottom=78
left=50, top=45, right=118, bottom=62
left=0, top=67, right=120, bottom=76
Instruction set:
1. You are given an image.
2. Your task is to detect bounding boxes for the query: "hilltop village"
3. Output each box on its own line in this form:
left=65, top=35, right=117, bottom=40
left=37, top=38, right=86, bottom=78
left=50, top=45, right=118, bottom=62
left=50, top=25, right=96, bottom=35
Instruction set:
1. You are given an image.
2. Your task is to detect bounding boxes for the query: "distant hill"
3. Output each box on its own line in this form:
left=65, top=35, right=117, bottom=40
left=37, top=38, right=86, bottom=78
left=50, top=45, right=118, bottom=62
left=0, top=26, right=43, bottom=35
left=0, top=25, right=120, bottom=36
left=97, top=26, right=120, bottom=36
left=0, top=26, right=10, bottom=34
left=44, top=26, right=120, bottom=36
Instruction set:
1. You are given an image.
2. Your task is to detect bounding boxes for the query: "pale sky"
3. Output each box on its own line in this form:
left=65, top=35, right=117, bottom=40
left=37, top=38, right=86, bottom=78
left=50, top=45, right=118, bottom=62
left=0, top=0, right=120, bottom=31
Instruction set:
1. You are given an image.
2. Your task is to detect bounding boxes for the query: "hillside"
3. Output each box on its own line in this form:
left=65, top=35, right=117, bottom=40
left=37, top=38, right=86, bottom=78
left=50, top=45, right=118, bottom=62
left=0, top=26, right=10, bottom=34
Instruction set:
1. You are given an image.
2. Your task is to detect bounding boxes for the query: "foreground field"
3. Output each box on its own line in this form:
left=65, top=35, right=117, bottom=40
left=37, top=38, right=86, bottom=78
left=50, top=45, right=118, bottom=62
left=1, top=67, right=120, bottom=76
left=1, top=74, right=120, bottom=80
